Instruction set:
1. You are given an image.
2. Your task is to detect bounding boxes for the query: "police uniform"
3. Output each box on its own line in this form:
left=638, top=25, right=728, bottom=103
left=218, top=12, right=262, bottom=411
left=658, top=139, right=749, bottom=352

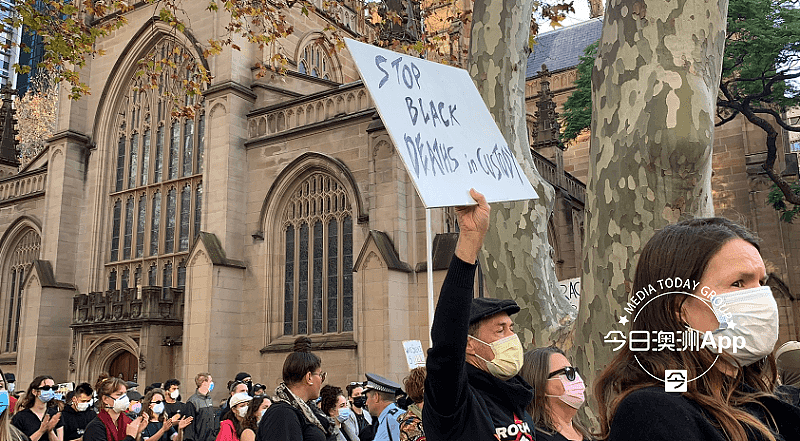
left=365, top=374, right=405, bottom=441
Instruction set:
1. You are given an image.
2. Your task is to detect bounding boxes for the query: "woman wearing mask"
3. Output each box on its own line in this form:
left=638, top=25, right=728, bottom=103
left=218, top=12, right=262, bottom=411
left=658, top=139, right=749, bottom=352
left=141, top=389, right=192, bottom=441
left=519, top=348, right=590, bottom=441
left=344, top=384, right=370, bottom=435
left=397, top=367, right=426, bottom=441
left=239, top=395, right=269, bottom=441
left=258, top=336, right=334, bottom=441
left=12, top=375, right=64, bottom=441
left=596, top=218, right=800, bottom=441
left=216, top=393, right=252, bottom=441
left=82, top=375, right=143, bottom=441
left=319, top=386, right=357, bottom=441
left=0, top=369, right=25, bottom=441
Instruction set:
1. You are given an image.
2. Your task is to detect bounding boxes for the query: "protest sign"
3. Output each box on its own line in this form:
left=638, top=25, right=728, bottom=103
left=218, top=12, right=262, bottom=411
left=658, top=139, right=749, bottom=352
left=558, top=277, right=581, bottom=310
left=402, top=340, right=426, bottom=369
left=345, top=38, right=538, bottom=208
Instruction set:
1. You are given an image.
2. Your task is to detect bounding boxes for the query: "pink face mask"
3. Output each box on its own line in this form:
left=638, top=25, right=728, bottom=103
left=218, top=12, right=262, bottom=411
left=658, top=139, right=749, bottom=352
left=545, top=373, right=586, bottom=409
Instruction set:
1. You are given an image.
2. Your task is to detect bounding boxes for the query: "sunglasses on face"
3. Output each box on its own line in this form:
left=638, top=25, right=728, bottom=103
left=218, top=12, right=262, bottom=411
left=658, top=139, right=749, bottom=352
left=151, top=400, right=164, bottom=405
left=547, top=366, right=579, bottom=382
left=37, top=385, right=56, bottom=391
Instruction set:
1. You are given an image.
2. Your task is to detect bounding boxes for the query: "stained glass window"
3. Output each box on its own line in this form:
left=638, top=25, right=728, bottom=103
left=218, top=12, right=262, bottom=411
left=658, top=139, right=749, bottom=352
left=165, top=188, right=176, bottom=253
left=2, top=229, right=40, bottom=353
left=111, top=200, right=121, bottom=262
left=123, top=197, right=134, bottom=260
left=179, top=184, right=191, bottom=251
left=282, top=173, right=353, bottom=335
left=106, top=38, right=204, bottom=292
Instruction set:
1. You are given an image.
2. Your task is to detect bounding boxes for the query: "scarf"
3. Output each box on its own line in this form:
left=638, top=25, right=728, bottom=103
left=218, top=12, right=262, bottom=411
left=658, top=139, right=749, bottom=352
left=273, top=383, right=333, bottom=436
left=97, top=409, right=131, bottom=441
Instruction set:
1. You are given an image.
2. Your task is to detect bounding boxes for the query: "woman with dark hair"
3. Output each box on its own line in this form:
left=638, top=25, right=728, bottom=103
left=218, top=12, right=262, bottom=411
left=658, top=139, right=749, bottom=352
left=319, top=386, right=357, bottom=441
left=239, top=396, right=268, bottom=441
left=141, top=389, right=191, bottom=441
left=11, top=375, right=63, bottom=441
left=596, top=217, right=800, bottom=441
left=0, top=369, right=25, bottom=441
left=82, top=375, right=143, bottom=441
left=258, top=336, right=334, bottom=441
left=519, top=348, right=590, bottom=441
left=397, top=367, right=426, bottom=441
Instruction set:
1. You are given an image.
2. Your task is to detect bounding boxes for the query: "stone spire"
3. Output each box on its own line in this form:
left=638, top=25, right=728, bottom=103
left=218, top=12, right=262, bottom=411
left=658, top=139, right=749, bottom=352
left=532, top=65, right=565, bottom=171
left=532, top=65, right=563, bottom=152
left=0, top=85, right=20, bottom=172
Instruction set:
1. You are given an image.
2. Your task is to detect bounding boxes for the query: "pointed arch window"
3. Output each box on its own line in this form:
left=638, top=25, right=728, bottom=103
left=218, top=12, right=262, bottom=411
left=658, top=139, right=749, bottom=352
left=298, top=42, right=336, bottom=81
left=107, top=38, right=204, bottom=292
left=282, top=172, right=353, bottom=336
left=2, top=228, right=40, bottom=353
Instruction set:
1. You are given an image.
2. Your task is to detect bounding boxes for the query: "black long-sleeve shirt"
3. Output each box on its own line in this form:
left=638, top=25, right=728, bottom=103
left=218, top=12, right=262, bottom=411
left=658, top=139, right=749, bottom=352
left=422, top=256, right=536, bottom=441
left=608, top=386, right=800, bottom=441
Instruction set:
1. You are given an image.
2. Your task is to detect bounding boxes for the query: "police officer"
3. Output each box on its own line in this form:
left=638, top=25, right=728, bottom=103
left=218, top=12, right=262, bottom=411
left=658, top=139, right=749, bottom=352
left=363, top=374, right=405, bottom=441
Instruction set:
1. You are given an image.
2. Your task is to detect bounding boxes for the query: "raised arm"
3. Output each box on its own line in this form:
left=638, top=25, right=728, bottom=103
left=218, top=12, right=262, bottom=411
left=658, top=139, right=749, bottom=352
left=424, top=189, right=489, bottom=417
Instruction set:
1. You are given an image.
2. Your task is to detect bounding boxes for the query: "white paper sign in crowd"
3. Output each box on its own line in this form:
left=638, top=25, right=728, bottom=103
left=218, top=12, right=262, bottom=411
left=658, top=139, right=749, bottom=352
left=558, top=277, right=581, bottom=310
left=345, top=38, right=539, bottom=208
left=402, top=340, right=426, bottom=369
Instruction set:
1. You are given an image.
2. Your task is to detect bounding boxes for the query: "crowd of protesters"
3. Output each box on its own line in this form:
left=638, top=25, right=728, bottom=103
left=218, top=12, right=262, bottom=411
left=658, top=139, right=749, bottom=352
left=1, top=189, right=800, bottom=441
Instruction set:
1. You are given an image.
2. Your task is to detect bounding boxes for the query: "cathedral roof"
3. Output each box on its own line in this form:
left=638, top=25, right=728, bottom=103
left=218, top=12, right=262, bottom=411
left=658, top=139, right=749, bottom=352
left=526, top=17, right=603, bottom=79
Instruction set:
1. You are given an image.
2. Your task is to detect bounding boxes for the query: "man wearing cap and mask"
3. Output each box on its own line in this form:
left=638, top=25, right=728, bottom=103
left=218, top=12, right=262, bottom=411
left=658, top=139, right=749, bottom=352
left=423, top=189, right=534, bottom=441
left=363, top=374, right=405, bottom=441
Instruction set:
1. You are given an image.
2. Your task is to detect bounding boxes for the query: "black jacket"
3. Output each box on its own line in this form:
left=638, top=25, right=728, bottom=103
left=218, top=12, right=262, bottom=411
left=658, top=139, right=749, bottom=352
left=258, top=401, right=331, bottom=441
left=82, top=417, right=134, bottom=441
left=61, top=406, right=98, bottom=441
left=608, top=386, right=800, bottom=441
left=423, top=256, right=535, bottom=441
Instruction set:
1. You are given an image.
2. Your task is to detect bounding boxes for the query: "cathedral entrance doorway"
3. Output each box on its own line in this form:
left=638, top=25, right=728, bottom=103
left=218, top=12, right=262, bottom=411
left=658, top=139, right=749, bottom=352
left=108, top=351, right=137, bottom=382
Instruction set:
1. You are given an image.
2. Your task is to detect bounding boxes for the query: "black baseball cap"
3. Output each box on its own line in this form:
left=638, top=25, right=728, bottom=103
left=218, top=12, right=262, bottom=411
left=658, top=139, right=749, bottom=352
left=469, top=297, right=520, bottom=325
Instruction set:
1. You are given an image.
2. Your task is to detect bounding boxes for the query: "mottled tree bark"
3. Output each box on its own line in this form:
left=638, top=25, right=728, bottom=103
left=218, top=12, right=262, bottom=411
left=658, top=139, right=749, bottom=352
left=575, top=0, right=727, bottom=422
left=468, top=0, right=574, bottom=348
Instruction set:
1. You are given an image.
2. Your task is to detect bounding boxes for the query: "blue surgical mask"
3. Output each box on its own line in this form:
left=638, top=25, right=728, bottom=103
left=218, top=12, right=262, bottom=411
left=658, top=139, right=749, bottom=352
left=0, top=391, right=8, bottom=415
left=54, top=393, right=64, bottom=402
left=336, top=407, right=352, bottom=423
left=208, top=382, right=214, bottom=392
left=152, top=402, right=164, bottom=415
left=39, top=389, right=55, bottom=403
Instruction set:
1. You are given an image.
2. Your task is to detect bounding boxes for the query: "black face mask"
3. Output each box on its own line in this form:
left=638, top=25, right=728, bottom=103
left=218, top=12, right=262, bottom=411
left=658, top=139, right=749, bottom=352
left=352, top=396, right=367, bottom=409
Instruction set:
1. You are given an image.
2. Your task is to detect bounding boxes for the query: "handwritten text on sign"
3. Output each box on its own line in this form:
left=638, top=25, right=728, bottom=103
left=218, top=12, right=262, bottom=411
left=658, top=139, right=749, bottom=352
left=346, top=38, right=538, bottom=207
left=558, top=277, right=581, bottom=310
left=403, top=340, right=426, bottom=370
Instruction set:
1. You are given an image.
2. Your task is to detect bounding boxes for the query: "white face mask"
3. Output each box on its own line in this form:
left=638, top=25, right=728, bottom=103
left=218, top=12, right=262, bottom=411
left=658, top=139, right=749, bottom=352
left=111, top=394, right=130, bottom=413
left=75, top=402, right=91, bottom=412
left=709, top=286, right=779, bottom=366
left=236, top=405, right=248, bottom=418
left=468, top=333, right=524, bottom=380
left=170, top=389, right=180, bottom=400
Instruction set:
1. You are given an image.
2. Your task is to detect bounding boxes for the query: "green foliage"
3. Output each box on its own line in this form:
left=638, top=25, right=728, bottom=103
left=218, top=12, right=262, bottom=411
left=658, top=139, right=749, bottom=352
left=767, top=181, right=800, bottom=222
left=559, top=40, right=596, bottom=143
left=722, top=0, right=800, bottom=110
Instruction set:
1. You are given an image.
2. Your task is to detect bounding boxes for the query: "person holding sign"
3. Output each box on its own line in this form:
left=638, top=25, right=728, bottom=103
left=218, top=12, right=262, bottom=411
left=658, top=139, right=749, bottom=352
left=423, top=189, right=534, bottom=441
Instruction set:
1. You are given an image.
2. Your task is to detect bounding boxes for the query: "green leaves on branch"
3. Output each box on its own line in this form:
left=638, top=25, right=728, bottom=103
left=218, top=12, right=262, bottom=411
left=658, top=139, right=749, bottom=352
left=768, top=181, right=800, bottom=223
left=560, top=40, right=596, bottom=143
